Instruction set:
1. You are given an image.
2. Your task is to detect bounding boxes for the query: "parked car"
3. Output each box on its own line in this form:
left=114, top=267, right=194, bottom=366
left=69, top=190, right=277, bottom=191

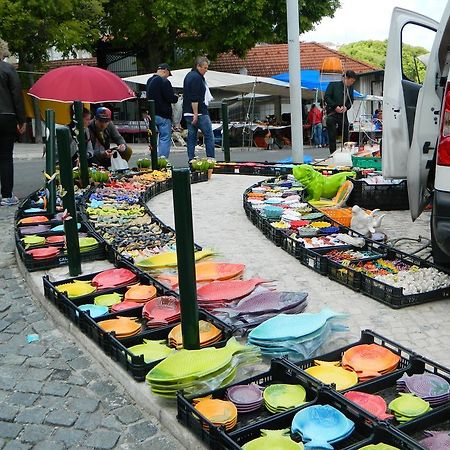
left=383, top=2, right=450, bottom=264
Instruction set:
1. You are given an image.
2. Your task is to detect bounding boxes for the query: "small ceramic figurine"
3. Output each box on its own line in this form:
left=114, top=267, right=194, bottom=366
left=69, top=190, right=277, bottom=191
left=350, top=205, right=385, bottom=237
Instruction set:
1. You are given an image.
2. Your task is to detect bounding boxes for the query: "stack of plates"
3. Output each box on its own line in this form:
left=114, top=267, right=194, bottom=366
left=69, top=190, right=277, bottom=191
left=26, top=247, right=60, bottom=260
left=225, top=384, right=263, bottom=414
left=57, top=280, right=97, bottom=298
left=342, top=344, right=401, bottom=381
left=111, top=301, right=143, bottom=313
left=214, top=291, right=307, bottom=331
left=22, top=235, right=46, bottom=247
left=142, top=296, right=180, bottom=327
left=197, top=279, right=267, bottom=310
left=194, top=399, right=237, bottom=431
left=360, top=444, right=400, bottom=450
left=242, top=429, right=302, bottom=450
left=167, top=320, right=222, bottom=349
left=263, top=384, right=306, bottom=414
left=247, top=308, right=346, bottom=360
left=124, top=284, right=157, bottom=302
left=20, top=225, right=51, bottom=235
left=388, top=393, right=431, bottom=422
left=94, top=292, right=123, bottom=308
left=419, top=431, right=450, bottom=449
left=128, top=339, right=173, bottom=363
left=396, top=373, right=450, bottom=406
left=305, top=362, right=358, bottom=391
left=146, top=337, right=260, bottom=398
left=79, top=236, right=100, bottom=253
left=45, top=235, right=66, bottom=246
left=51, top=223, right=81, bottom=232
left=97, top=316, right=142, bottom=339
left=344, top=391, right=393, bottom=420
left=19, top=215, right=49, bottom=224
left=78, top=304, right=109, bottom=318
left=292, top=405, right=355, bottom=448
left=92, top=268, right=138, bottom=290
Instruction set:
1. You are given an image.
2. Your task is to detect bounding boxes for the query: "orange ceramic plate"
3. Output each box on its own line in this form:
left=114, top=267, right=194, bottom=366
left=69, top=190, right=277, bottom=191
left=124, top=284, right=157, bottom=302
left=168, top=320, right=222, bottom=348
left=195, top=399, right=237, bottom=427
left=98, top=316, right=141, bottom=336
left=20, top=215, right=50, bottom=224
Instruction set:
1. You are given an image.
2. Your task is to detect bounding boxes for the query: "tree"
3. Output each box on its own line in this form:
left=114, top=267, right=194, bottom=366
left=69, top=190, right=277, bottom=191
left=101, top=0, right=341, bottom=71
left=0, top=0, right=104, bottom=141
left=339, top=40, right=428, bottom=83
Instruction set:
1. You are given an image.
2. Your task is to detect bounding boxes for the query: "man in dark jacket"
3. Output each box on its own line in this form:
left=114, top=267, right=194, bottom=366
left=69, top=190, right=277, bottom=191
left=182, top=56, right=215, bottom=161
left=88, top=107, right=132, bottom=168
left=0, top=39, right=26, bottom=206
left=324, top=70, right=357, bottom=152
left=146, top=63, right=178, bottom=158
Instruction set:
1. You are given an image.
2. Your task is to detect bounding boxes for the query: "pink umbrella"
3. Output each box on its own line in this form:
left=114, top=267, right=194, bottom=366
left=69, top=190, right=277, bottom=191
left=28, top=65, right=136, bottom=103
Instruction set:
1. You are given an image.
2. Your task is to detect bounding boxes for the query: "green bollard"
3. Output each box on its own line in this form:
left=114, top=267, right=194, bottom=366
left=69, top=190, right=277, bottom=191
left=74, top=101, right=89, bottom=187
left=221, top=101, right=230, bottom=162
left=172, top=168, right=200, bottom=350
left=148, top=100, right=159, bottom=170
left=45, top=109, right=57, bottom=215
left=56, top=127, right=82, bottom=276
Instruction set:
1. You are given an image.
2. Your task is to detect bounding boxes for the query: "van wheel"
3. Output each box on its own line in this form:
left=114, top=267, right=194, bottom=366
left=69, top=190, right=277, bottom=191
left=431, top=213, right=450, bottom=267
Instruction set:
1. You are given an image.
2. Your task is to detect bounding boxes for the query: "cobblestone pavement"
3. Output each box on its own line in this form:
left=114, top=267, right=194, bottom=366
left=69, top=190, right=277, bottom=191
left=0, top=207, right=184, bottom=449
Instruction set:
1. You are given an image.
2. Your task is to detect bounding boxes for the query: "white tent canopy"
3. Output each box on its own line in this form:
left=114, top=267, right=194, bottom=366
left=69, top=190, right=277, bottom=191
left=123, top=68, right=292, bottom=97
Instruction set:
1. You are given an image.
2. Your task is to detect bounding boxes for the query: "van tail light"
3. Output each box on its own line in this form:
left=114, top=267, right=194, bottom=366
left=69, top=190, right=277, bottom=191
left=437, top=83, right=450, bottom=166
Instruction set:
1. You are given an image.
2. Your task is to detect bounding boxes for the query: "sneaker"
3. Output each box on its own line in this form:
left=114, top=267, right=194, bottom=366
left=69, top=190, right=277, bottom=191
left=1, top=195, right=19, bottom=206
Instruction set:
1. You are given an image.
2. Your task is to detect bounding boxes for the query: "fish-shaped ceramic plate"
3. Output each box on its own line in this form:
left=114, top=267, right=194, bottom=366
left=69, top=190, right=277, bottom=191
left=419, top=431, right=450, bottom=450
left=242, top=429, right=304, bottom=450
left=128, top=339, right=173, bottom=363
left=136, top=249, right=214, bottom=269
left=305, top=364, right=358, bottom=391
left=343, top=391, right=393, bottom=420
left=94, top=292, right=123, bottom=307
left=197, top=279, right=268, bottom=302
left=92, top=268, right=137, bottom=289
left=57, top=280, right=97, bottom=298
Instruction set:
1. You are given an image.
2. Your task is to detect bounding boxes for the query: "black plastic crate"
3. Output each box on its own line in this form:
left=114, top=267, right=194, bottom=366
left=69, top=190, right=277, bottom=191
left=218, top=389, right=378, bottom=450
left=348, top=179, right=409, bottom=211
left=285, top=330, right=416, bottom=392
left=327, top=258, right=363, bottom=291
left=190, top=170, right=208, bottom=184
left=346, top=425, right=425, bottom=450
left=260, top=218, right=285, bottom=247
left=108, top=309, right=234, bottom=381
left=298, top=245, right=355, bottom=275
left=177, top=359, right=322, bottom=449
left=397, top=403, right=450, bottom=447
left=281, top=235, right=304, bottom=259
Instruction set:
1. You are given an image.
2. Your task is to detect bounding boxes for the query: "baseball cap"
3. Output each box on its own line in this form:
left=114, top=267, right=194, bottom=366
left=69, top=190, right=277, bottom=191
left=157, top=63, right=172, bottom=76
left=95, top=107, right=112, bottom=121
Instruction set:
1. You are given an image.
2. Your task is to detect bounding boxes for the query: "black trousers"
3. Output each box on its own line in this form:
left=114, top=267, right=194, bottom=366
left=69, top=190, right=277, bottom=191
left=0, top=115, right=17, bottom=198
left=326, top=113, right=349, bottom=152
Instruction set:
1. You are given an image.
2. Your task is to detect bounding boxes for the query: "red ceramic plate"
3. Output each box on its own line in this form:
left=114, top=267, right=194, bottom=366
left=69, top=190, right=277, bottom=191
left=92, top=268, right=138, bottom=289
left=26, top=247, right=60, bottom=259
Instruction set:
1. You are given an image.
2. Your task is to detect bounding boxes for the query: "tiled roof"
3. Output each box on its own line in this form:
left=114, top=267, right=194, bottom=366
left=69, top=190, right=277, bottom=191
left=210, top=42, right=378, bottom=77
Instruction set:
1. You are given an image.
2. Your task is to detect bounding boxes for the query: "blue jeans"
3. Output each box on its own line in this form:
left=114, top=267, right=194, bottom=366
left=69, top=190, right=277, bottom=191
left=155, top=116, right=172, bottom=158
left=322, top=128, right=328, bottom=146
left=185, top=115, right=215, bottom=160
left=312, top=123, right=322, bottom=146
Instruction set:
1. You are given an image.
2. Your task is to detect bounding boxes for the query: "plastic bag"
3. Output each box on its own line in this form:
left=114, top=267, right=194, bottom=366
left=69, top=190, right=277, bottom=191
left=172, top=96, right=183, bottom=127
left=110, top=150, right=129, bottom=171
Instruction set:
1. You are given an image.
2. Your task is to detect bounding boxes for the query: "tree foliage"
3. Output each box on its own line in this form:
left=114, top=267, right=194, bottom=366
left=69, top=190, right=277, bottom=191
left=339, top=40, right=429, bottom=83
left=0, top=0, right=105, bottom=69
left=101, top=0, right=341, bottom=71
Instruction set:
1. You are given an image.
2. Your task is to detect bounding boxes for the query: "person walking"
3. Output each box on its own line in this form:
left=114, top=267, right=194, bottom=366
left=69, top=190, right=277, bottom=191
left=307, top=103, right=323, bottom=147
left=146, top=63, right=178, bottom=158
left=0, top=39, right=26, bottom=206
left=182, top=56, right=215, bottom=162
left=324, top=70, right=357, bottom=153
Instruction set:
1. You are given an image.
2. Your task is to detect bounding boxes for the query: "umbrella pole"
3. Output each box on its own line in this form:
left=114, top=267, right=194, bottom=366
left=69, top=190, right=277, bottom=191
left=148, top=100, right=159, bottom=170
left=45, top=109, right=57, bottom=215
left=74, top=101, right=89, bottom=187
left=221, top=101, right=230, bottom=162
left=172, top=168, right=200, bottom=350
left=56, top=127, right=82, bottom=276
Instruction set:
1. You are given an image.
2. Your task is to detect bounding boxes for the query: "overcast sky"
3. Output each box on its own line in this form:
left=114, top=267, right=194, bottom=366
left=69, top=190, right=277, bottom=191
left=301, top=0, right=446, bottom=49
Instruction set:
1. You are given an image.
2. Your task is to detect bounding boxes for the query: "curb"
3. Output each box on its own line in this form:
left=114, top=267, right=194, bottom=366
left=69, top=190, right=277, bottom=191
left=15, top=250, right=206, bottom=450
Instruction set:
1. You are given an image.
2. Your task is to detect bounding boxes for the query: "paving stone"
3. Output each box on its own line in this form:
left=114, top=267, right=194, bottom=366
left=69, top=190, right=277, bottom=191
left=66, top=374, right=88, bottom=386
left=7, top=392, right=38, bottom=407
left=0, top=422, right=23, bottom=439
left=67, top=356, right=91, bottom=370
left=101, top=415, right=123, bottom=431
left=18, top=345, right=46, bottom=357
left=31, top=320, right=51, bottom=334
left=0, top=354, right=27, bottom=365
left=68, top=397, right=99, bottom=414
left=66, top=386, right=88, bottom=398
left=0, top=302, right=11, bottom=313
left=0, top=377, right=15, bottom=390
left=89, top=380, right=117, bottom=397
left=24, top=368, right=52, bottom=382
left=33, top=441, right=65, bottom=450
left=74, top=413, right=102, bottom=432
left=3, top=321, right=28, bottom=334
left=127, top=421, right=158, bottom=442
left=34, top=395, right=66, bottom=411
left=20, top=424, right=56, bottom=444
left=52, top=427, right=86, bottom=445
left=15, top=380, right=43, bottom=394
left=23, top=357, right=52, bottom=369
left=15, top=407, right=48, bottom=425
left=0, top=320, right=9, bottom=332
left=146, top=435, right=186, bottom=450
left=50, top=369, right=71, bottom=381
left=3, top=441, right=31, bottom=450
left=0, top=405, right=19, bottom=422
left=45, top=409, right=78, bottom=427
left=41, top=382, right=70, bottom=397
left=84, top=429, right=120, bottom=449
left=113, top=405, right=143, bottom=424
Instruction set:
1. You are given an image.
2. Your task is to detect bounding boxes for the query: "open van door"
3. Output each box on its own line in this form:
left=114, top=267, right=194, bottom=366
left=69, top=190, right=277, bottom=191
left=383, top=8, right=438, bottom=180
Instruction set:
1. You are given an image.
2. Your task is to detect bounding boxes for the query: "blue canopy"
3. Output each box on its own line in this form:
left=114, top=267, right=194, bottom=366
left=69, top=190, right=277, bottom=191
left=272, top=70, right=363, bottom=97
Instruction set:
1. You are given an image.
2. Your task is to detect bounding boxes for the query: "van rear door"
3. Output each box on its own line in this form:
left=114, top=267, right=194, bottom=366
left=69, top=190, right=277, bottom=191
left=382, top=8, right=438, bottom=179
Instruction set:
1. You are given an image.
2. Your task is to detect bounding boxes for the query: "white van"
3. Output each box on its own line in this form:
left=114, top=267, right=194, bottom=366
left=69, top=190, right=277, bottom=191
left=383, top=3, right=450, bottom=264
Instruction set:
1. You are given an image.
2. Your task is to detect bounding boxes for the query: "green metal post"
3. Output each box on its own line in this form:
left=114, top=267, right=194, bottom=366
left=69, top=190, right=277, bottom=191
left=172, top=169, right=200, bottom=350
left=74, top=101, right=89, bottom=187
left=148, top=100, right=159, bottom=170
left=45, top=109, right=56, bottom=215
left=221, top=101, right=230, bottom=162
left=56, top=127, right=82, bottom=276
